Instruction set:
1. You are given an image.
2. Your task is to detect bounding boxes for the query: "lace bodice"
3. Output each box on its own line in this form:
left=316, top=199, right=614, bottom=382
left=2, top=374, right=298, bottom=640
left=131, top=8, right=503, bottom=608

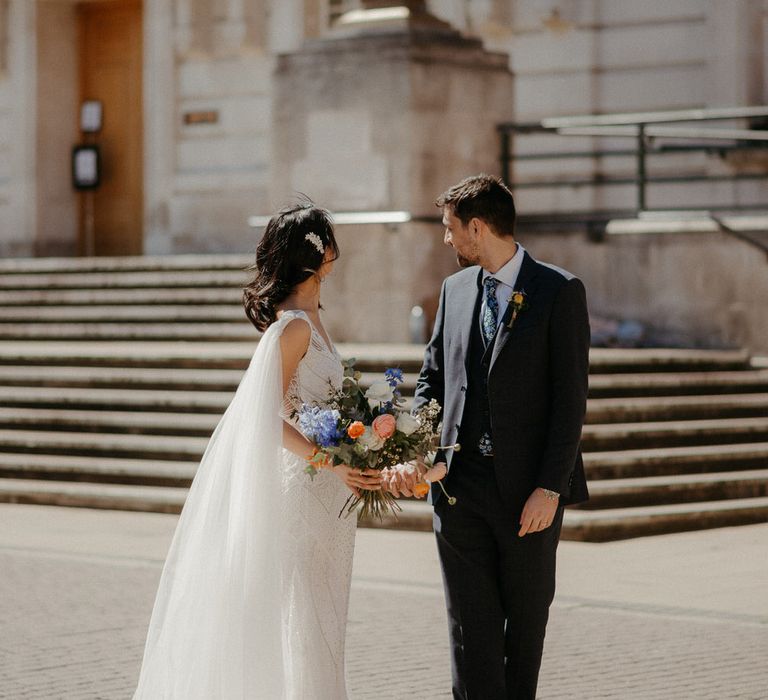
left=279, top=309, right=345, bottom=422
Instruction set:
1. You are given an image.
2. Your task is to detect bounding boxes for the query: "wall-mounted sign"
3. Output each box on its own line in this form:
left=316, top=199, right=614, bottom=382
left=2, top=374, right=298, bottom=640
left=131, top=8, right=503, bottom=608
left=72, top=145, right=100, bottom=190
left=183, top=110, right=219, bottom=125
left=80, top=100, right=103, bottom=133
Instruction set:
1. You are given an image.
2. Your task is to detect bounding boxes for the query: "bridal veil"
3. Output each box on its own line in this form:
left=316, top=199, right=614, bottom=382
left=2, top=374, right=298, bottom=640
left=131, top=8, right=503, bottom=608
left=132, top=315, right=292, bottom=699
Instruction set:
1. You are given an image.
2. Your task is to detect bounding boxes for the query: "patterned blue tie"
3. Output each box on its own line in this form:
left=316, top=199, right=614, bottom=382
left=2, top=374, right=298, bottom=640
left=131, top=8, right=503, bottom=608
left=482, top=276, right=500, bottom=347
left=479, top=276, right=499, bottom=456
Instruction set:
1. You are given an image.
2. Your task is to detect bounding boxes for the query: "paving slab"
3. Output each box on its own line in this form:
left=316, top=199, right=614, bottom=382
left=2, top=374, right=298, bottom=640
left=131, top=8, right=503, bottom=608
left=0, top=504, right=766, bottom=699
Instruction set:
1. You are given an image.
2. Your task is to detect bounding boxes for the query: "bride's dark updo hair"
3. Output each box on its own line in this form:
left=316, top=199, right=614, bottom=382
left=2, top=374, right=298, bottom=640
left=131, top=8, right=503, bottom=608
left=243, top=201, right=339, bottom=332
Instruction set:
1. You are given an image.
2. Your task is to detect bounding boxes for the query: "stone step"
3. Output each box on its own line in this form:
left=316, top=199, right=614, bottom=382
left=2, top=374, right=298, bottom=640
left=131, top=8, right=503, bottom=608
left=0, top=363, right=764, bottom=398
left=352, top=497, right=768, bottom=541
left=0, top=405, right=764, bottom=459
left=0, top=477, right=428, bottom=528
left=0, top=477, right=189, bottom=514
left=0, top=475, right=765, bottom=542
left=0, top=341, right=425, bottom=371
left=0, top=340, right=751, bottom=375
left=581, top=417, right=768, bottom=451
left=0, top=269, right=247, bottom=290
left=0, top=366, right=245, bottom=391
left=0, top=322, right=258, bottom=342
left=0, top=253, right=251, bottom=274
left=576, top=469, right=768, bottom=509
left=0, top=305, right=245, bottom=322
left=588, top=370, right=768, bottom=398
left=0, top=430, right=208, bottom=462
left=562, top=497, right=768, bottom=541
left=0, top=288, right=241, bottom=306
left=0, top=407, right=219, bottom=436
left=0, top=366, right=413, bottom=396
left=585, top=393, right=768, bottom=423
left=0, top=366, right=409, bottom=393
left=1, top=384, right=766, bottom=424
left=586, top=348, right=750, bottom=373
left=583, top=442, right=768, bottom=480
left=359, top=370, right=768, bottom=399
left=1, top=431, right=765, bottom=485
left=0, top=385, right=233, bottom=412
left=0, top=453, right=196, bottom=486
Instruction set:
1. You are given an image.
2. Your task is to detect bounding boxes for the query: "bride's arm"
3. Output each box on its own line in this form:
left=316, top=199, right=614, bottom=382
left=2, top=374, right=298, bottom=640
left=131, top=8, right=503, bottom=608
left=279, top=319, right=315, bottom=458
left=278, top=318, right=382, bottom=495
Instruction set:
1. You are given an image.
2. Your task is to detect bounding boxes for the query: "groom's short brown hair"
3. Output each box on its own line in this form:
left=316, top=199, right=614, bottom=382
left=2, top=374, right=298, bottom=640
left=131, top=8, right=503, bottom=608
left=436, top=174, right=516, bottom=237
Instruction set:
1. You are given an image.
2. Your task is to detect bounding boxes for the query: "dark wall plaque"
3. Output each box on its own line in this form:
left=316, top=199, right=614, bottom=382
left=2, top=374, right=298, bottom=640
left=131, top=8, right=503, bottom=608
left=183, top=110, right=219, bottom=125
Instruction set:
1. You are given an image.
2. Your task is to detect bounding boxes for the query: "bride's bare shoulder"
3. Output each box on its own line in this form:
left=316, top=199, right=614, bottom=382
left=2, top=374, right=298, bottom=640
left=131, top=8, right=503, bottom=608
left=278, top=315, right=311, bottom=359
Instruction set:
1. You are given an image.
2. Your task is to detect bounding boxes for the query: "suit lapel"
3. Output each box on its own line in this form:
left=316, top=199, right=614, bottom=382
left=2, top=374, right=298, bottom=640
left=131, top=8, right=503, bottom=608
left=457, top=269, right=483, bottom=372
left=488, top=251, right=539, bottom=373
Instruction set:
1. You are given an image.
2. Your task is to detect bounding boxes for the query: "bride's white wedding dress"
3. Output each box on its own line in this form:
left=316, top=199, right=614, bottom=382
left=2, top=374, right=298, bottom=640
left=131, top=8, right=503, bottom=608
left=132, top=309, right=356, bottom=699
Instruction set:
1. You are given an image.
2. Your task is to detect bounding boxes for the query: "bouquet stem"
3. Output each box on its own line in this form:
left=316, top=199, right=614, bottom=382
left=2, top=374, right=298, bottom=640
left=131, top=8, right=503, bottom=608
left=340, top=489, right=402, bottom=521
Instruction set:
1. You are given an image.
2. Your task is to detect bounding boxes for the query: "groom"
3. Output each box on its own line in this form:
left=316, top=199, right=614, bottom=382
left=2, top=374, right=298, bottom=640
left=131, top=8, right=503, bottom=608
left=396, top=174, right=590, bottom=699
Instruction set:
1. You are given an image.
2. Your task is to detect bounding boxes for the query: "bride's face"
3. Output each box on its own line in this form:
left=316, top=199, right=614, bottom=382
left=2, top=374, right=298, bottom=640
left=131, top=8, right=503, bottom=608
left=318, top=247, right=336, bottom=280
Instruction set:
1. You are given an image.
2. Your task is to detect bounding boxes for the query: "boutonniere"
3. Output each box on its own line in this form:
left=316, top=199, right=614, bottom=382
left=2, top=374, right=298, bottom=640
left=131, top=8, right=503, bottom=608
left=506, top=290, right=529, bottom=329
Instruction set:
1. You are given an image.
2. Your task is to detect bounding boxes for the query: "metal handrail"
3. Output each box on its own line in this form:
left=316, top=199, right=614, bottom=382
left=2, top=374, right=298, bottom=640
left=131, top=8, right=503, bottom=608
left=499, top=105, right=768, bottom=215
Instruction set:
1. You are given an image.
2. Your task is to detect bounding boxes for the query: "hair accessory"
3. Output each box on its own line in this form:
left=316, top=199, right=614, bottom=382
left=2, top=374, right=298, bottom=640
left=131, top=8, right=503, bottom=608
left=305, top=232, right=324, bottom=255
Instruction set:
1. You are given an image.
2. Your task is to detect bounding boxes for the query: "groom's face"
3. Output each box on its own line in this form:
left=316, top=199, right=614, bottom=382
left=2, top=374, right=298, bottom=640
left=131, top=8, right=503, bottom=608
left=442, top=207, right=480, bottom=268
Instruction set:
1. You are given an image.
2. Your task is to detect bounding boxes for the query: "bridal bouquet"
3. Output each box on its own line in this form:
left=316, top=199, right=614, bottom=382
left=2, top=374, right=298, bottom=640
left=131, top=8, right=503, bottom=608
left=296, top=360, right=455, bottom=520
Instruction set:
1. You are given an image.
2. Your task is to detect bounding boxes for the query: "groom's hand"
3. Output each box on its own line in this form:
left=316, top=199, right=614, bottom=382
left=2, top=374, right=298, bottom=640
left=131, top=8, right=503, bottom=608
left=518, top=488, right=559, bottom=537
left=384, top=463, right=425, bottom=498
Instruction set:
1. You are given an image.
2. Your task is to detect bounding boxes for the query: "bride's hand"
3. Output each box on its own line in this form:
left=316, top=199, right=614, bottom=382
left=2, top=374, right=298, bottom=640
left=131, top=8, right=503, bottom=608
left=328, top=463, right=382, bottom=497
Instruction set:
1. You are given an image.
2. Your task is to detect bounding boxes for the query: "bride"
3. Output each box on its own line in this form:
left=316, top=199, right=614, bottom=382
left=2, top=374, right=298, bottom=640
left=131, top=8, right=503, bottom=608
left=132, top=202, right=383, bottom=699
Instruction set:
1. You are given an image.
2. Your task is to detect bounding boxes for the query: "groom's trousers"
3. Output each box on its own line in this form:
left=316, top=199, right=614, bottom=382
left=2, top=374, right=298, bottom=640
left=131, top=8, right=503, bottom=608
left=433, top=451, right=563, bottom=700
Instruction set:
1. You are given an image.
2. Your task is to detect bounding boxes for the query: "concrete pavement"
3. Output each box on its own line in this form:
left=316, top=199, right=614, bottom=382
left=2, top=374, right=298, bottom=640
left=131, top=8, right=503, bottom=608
left=0, top=504, right=766, bottom=699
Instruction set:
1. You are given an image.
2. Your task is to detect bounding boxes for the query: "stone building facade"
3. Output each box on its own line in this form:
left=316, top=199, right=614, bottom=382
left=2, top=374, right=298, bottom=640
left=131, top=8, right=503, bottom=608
left=0, top=1, right=766, bottom=349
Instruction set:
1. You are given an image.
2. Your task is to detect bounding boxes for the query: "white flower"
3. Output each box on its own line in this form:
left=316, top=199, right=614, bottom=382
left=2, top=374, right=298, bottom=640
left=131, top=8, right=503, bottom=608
left=396, top=413, right=421, bottom=436
left=358, top=426, right=384, bottom=452
left=364, top=380, right=394, bottom=406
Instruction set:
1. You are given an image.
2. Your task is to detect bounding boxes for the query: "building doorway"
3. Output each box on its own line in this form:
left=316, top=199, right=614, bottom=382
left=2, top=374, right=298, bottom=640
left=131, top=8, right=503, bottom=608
left=77, top=0, right=143, bottom=255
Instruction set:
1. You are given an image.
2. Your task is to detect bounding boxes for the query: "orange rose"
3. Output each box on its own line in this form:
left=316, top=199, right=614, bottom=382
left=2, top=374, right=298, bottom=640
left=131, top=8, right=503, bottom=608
left=413, top=481, right=430, bottom=498
left=372, top=413, right=397, bottom=439
left=513, top=292, right=525, bottom=306
left=307, top=448, right=331, bottom=469
left=347, top=421, right=365, bottom=439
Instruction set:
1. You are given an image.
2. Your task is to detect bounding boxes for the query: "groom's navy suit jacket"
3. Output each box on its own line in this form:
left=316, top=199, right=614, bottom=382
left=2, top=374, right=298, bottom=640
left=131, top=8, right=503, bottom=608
left=414, top=250, right=590, bottom=511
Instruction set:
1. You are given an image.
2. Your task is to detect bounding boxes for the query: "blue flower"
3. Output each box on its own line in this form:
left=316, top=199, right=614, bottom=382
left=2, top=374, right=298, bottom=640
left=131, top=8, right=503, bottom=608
left=298, top=405, right=343, bottom=447
left=384, top=367, right=404, bottom=388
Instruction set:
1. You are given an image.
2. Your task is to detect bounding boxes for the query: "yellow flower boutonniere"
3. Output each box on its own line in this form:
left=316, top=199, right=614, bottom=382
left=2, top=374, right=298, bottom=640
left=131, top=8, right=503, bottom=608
left=506, top=290, right=529, bottom=330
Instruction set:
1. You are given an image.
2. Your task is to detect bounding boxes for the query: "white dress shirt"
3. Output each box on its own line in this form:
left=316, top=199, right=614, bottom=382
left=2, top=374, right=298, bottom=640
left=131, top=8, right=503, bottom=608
left=480, top=243, right=526, bottom=335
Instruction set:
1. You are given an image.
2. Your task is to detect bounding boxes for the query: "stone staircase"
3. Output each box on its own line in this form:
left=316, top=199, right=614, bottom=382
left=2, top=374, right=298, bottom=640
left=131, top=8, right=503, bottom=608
left=0, top=255, right=766, bottom=541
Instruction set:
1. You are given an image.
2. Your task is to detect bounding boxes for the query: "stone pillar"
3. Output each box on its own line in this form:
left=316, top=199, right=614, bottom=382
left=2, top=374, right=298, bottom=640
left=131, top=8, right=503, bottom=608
left=34, top=1, right=79, bottom=256
left=268, top=0, right=305, bottom=53
left=2, top=0, right=37, bottom=257
left=706, top=0, right=766, bottom=107
left=270, top=1, right=514, bottom=341
left=143, top=0, right=175, bottom=255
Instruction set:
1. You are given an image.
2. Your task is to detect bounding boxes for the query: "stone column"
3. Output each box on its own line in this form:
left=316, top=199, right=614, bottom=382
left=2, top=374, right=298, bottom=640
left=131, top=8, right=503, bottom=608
left=706, top=0, right=766, bottom=107
left=143, top=0, right=175, bottom=254
left=270, top=1, right=514, bottom=341
left=268, top=0, right=305, bottom=54
left=2, top=0, right=37, bottom=256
